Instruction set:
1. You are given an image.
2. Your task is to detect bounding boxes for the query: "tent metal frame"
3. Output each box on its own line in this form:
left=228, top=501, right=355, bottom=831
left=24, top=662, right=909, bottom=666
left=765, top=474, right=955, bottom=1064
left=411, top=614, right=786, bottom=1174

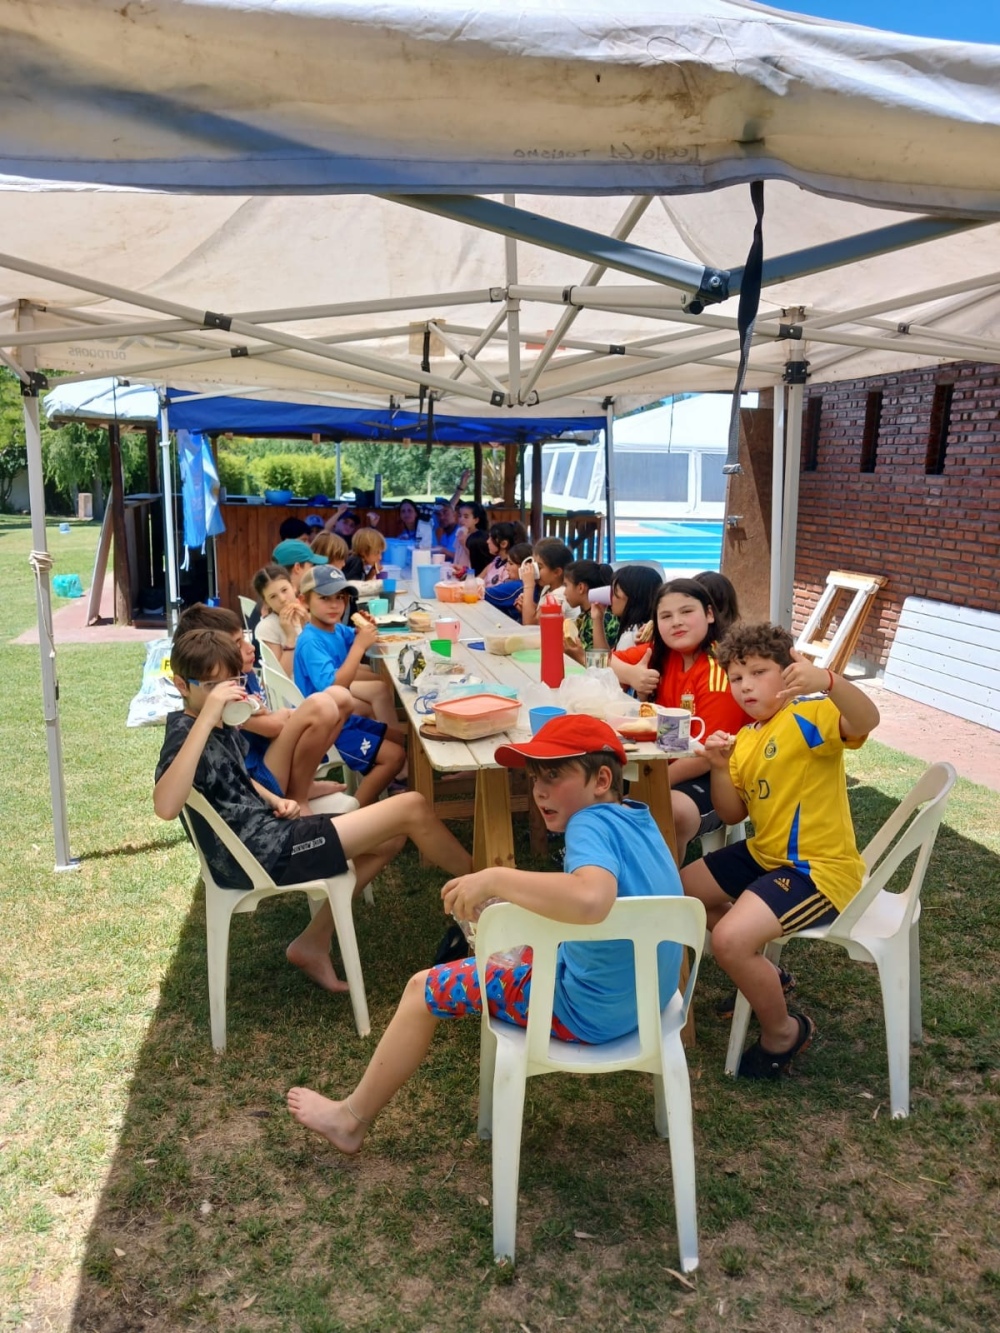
left=6, top=198, right=997, bottom=866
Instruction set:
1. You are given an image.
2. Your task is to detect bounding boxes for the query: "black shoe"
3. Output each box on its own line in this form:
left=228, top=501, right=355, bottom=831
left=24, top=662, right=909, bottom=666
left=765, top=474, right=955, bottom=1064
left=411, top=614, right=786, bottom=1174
left=716, top=965, right=796, bottom=1020
left=737, top=1012, right=816, bottom=1080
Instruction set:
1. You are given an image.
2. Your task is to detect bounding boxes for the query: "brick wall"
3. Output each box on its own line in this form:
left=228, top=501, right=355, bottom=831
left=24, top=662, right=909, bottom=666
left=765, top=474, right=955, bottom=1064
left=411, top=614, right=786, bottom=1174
left=789, top=360, right=1000, bottom=669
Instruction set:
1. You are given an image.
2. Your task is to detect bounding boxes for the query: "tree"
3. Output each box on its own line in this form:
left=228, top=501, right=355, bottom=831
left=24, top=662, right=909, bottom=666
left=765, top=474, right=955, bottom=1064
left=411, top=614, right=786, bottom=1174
left=0, top=369, right=28, bottom=512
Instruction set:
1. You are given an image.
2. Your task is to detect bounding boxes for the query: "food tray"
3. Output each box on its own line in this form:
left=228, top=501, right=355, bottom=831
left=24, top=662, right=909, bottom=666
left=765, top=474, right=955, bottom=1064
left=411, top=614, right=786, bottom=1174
left=432, top=692, right=522, bottom=740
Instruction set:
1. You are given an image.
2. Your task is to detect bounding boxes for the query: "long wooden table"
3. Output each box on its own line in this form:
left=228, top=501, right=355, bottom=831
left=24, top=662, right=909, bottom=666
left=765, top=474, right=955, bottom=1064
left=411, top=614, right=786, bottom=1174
left=378, top=595, right=679, bottom=870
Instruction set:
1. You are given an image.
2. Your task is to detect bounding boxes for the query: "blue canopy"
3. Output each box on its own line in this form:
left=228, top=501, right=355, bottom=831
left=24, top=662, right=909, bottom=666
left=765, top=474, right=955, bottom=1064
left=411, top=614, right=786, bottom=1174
left=164, top=391, right=601, bottom=443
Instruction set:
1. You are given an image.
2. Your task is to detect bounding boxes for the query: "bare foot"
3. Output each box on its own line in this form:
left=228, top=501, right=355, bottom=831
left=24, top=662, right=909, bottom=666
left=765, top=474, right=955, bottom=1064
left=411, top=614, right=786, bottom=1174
left=312, top=779, right=347, bottom=798
left=287, top=1087, right=366, bottom=1155
left=286, top=938, right=350, bottom=994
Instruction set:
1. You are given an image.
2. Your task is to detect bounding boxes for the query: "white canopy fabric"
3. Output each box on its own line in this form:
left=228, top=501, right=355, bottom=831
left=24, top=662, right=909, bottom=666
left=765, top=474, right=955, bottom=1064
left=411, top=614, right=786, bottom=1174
left=4, top=186, right=1000, bottom=413
left=3, top=0, right=1000, bottom=213
left=6, top=0, right=1000, bottom=868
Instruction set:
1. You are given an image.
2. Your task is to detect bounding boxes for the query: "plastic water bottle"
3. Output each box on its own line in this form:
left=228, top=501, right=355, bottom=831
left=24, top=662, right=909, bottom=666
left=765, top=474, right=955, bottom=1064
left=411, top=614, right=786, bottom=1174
left=538, top=596, right=565, bottom=689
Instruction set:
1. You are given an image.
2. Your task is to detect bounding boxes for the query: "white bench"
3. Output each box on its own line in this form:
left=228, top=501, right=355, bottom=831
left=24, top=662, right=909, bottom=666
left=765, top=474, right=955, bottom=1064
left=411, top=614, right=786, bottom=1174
left=883, top=597, right=1000, bottom=732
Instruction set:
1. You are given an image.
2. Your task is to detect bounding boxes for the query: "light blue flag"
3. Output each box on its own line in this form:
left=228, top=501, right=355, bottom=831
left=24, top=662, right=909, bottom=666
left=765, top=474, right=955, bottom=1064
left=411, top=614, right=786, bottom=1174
left=178, top=430, right=225, bottom=567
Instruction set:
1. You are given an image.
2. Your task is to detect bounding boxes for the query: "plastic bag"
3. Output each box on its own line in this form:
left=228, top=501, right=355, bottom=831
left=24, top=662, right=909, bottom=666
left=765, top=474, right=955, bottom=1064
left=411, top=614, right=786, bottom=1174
left=126, top=637, right=183, bottom=727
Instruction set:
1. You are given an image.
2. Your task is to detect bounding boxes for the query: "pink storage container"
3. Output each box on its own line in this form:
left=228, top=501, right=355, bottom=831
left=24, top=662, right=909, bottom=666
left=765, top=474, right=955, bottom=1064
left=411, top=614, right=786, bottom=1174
left=432, top=693, right=522, bottom=740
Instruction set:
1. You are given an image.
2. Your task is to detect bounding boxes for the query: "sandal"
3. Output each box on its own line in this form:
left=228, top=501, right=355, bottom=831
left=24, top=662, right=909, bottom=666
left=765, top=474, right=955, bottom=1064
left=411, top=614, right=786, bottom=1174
left=737, top=1012, right=816, bottom=1080
left=716, top=965, right=796, bottom=1020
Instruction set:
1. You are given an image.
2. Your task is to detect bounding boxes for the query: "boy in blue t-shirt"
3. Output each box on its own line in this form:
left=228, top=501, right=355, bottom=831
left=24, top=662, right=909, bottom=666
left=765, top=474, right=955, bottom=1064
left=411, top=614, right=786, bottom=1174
left=287, top=715, right=684, bottom=1155
left=293, top=565, right=406, bottom=805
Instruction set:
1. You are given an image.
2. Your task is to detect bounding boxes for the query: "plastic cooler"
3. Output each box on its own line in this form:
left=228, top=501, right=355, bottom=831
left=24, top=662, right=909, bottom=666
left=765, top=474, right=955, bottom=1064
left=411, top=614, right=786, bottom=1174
left=432, top=693, right=522, bottom=739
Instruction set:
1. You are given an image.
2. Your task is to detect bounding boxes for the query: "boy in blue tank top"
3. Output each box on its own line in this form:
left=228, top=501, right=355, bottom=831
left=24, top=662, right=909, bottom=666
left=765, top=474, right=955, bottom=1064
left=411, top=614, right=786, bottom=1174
left=287, top=715, right=684, bottom=1155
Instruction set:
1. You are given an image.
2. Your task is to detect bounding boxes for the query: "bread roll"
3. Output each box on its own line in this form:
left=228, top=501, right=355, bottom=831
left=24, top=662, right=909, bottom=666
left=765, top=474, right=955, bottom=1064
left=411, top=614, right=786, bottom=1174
left=563, top=617, right=580, bottom=645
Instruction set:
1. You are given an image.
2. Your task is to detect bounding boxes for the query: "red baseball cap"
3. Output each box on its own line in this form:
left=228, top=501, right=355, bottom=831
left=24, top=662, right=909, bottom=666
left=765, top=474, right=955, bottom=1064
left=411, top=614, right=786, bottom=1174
left=495, top=714, right=626, bottom=768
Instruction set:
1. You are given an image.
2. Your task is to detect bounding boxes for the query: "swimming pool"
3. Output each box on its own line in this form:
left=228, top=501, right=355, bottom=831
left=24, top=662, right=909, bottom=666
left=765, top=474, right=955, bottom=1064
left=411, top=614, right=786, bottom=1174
left=609, top=519, right=723, bottom=571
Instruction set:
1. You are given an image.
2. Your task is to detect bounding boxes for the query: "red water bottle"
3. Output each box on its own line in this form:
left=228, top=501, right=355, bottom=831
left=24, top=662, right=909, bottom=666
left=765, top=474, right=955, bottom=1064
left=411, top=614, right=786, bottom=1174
left=538, top=596, right=565, bottom=689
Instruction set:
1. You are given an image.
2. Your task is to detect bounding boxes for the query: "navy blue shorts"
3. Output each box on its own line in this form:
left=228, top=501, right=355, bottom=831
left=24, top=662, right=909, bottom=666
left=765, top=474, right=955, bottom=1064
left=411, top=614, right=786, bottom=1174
left=336, top=714, right=388, bottom=775
left=243, top=744, right=284, bottom=797
left=702, top=840, right=838, bottom=935
left=271, top=814, right=349, bottom=885
left=674, top=776, right=723, bottom=837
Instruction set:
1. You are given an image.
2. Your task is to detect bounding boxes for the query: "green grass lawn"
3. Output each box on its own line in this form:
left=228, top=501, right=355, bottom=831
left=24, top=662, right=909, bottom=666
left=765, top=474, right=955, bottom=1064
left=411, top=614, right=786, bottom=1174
left=1, top=513, right=999, bottom=1332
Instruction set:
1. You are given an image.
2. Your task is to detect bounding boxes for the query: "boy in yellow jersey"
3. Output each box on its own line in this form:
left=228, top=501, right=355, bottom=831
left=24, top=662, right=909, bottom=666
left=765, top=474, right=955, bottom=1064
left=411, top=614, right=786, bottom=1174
left=680, top=623, right=880, bottom=1078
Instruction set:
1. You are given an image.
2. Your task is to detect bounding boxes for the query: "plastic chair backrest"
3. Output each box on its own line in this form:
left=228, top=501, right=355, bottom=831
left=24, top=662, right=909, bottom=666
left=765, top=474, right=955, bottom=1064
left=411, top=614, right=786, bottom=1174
left=238, top=595, right=257, bottom=628
left=262, top=661, right=305, bottom=711
left=182, top=788, right=276, bottom=891
left=834, top=762, right=956, bottom=935
left=259, top=640, right=290, bottom=678
left=474, top=896, right=705, bottom=1070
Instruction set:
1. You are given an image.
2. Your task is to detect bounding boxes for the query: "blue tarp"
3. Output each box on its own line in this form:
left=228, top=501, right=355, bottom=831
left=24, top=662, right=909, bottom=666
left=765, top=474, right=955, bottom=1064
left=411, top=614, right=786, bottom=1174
left=164, top=391, right=602, bottom=443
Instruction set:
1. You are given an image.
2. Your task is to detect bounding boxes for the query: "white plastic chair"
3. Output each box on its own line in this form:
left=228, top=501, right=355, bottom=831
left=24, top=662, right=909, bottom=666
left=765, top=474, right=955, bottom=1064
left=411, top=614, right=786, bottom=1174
left=699, top=820, right=748, bottom=856
left=724, top=762, right=956, bottom=1117
left=259, top=638, right=293, bottom=684
left=238, top=595, right=257, bottom=629
left=180, top=788, right=371, bottom=1047
left=475, top=896, right=706, bottom=1270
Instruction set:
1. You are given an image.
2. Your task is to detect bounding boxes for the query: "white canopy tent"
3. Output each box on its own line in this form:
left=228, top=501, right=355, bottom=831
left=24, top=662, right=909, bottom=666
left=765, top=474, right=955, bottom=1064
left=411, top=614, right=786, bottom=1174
left=3, top=0, right=1000, bottom=866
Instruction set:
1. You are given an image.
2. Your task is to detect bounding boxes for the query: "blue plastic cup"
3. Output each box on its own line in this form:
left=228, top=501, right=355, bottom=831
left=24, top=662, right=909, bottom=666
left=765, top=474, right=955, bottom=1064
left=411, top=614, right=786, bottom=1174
left=417, top=564, right=439, bottom=598
left=529, top=705, right=567, bottom=735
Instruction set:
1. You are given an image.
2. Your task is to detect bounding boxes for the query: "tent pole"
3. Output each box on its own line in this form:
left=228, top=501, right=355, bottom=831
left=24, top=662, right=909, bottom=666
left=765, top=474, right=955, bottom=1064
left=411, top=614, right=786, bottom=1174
left=158, top=401, right=180, bottom=634
left=388, top=195, right=727, bottom=300
left=769, top=385, right=786, bottom=623
left=530, top=439, right=544, bottom=542
left=778, top=368, right=806, bottom=630
left=604, top=400, right=617, bottom=563
left=20, top=354, right=77, bottom=871
left=504, top=194, right=521, bottom=405
left=522, top=197, right=651, bottom=398
left=335, top=442, right=342, bottom=497
left=518, top=444, right=526, bottom=525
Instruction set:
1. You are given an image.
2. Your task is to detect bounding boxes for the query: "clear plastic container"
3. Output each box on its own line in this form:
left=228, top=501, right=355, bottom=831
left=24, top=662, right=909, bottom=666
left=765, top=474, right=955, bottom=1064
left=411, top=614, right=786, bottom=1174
left=435, top=581, right=464, bottom=602
left=432, top=693, right=522, bottom=739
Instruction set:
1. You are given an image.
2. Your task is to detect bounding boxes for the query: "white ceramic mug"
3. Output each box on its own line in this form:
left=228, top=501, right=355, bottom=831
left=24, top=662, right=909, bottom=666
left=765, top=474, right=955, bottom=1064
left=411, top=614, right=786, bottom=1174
left=655, top=706, right=705, bottom=754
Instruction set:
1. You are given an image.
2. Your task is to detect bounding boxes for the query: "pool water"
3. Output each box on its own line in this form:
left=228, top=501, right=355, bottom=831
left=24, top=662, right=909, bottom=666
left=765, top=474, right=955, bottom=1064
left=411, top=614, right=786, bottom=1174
left=608, top=519, right=722, bottom=571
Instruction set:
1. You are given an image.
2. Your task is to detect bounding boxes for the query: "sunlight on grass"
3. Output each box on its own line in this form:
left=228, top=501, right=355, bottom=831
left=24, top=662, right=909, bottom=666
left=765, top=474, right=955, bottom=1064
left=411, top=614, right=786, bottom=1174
left=2, top=514, right=999, bottom=1332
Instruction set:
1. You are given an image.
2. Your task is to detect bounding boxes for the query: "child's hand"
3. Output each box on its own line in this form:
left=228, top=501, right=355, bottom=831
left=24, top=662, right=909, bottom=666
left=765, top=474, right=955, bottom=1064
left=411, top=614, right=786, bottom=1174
left=519, top=558, right=536, bottom=585
left=272, top=797, right=300, bottom=819
left=777, top=648, right=828, bottom=702
left=201, top=676, right=247, bottom=725
left=366, top=510, right=381, bottom=527
left=441, top=870, right=496, bottom=921
left=632, top=647, right=660, bottom=698
left=279, top=601, right=308, bottom=631
left=703, top=730, right=736, bottom=768
left=353, top=614, right=380, bottom=648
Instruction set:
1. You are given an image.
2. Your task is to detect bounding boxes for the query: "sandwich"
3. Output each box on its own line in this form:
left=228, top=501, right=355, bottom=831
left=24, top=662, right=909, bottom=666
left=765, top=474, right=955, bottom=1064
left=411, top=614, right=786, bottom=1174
left=563, top=617, right=580, bottom=646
